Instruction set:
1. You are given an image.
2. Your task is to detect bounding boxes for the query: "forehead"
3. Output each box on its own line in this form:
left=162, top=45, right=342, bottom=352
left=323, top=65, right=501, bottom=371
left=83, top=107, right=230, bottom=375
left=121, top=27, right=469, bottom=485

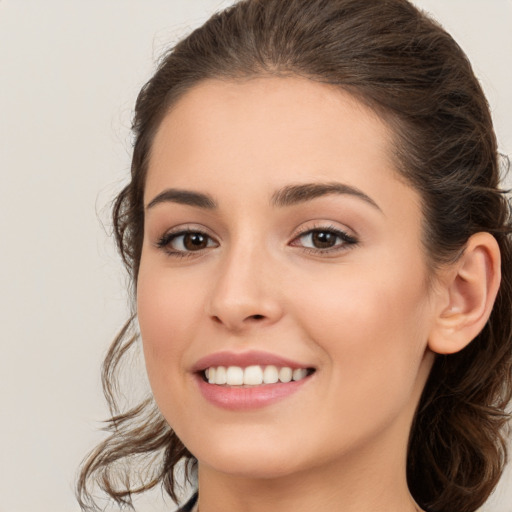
left=150, top=76, right=394, bottom=175
left=146, top=76, right=419, bottom=221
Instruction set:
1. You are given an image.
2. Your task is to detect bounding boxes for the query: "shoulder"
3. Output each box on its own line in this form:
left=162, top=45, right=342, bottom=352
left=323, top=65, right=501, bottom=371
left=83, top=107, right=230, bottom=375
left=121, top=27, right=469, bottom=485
left=176, top=492, right=198, bottom=512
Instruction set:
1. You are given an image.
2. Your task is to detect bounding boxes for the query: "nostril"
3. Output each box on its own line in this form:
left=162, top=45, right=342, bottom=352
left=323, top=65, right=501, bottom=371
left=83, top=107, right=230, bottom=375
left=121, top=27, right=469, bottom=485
left=250, top=314, right=265, bottom=321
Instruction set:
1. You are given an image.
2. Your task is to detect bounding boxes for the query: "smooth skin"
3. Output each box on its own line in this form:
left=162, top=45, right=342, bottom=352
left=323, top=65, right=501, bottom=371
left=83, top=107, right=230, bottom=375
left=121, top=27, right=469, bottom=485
left=137, top=76, right=501, bottom=512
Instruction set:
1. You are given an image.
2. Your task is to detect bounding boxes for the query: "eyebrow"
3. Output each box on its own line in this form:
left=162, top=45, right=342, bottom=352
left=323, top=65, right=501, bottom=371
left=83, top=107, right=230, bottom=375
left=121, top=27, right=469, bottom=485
left=146, top=181, right=381, bottom=213
left=146, top=189, right=217, bottom=210
left=271, top=182, right=382, bottom=212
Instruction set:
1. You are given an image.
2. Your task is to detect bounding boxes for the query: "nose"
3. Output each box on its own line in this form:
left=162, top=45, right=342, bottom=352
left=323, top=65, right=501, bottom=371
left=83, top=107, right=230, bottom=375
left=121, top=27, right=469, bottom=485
left=206, top=243, right=284, bottom=333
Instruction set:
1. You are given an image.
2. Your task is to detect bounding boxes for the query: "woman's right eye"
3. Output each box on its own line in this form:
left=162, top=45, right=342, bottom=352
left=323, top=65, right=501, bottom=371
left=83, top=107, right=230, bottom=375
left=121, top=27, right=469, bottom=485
left=157, top=230, right=218, bottom=256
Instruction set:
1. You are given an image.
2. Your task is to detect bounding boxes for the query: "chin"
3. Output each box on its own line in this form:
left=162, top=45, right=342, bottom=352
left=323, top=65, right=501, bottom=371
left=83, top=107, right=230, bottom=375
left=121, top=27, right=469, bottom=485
left=188, top=430, right=308, bottom=479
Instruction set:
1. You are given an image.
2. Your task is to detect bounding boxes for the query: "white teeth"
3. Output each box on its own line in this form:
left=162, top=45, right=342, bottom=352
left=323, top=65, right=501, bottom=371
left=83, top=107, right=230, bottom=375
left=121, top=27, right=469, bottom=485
left=279, top=367, right=293, bottom=383
left=244, top=365, right=263, bottom=385
left=204, top=365, right=311, bottom=386
left=293, top=368, right=308, bottom=381
left=215, top=366, right=227, bottom=385
left=226, top=366, right=244, bottom=385
left=263, top=365, right=279, bottom=384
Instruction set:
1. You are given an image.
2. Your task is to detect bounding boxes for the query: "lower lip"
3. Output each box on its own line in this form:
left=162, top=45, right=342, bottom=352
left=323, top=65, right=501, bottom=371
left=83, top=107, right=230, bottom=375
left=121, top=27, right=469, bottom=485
left=195, top=374, right=311, bottom=411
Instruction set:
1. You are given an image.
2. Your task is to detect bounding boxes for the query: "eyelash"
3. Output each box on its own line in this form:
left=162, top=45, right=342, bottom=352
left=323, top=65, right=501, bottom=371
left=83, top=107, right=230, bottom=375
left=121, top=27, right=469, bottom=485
left=156, top=228, right=218, bottom=259
left=156, top=225, right=358, bottom=258
left=291, top=224, right=358, bottom=254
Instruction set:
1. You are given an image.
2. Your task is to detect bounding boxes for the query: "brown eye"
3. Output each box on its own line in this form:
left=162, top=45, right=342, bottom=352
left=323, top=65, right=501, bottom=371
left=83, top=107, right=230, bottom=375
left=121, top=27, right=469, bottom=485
left=310, top=231, right=338, bottom=249
left=182, top=232, right=209, bottom=250
left=293, top=228, right=358, bottom=252
left=157, top=230, right=218, bottom=255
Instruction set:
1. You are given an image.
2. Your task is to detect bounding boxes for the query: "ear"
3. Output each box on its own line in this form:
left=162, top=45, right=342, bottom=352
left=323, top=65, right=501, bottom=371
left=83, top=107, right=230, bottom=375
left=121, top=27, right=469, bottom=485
left=428, top=232, right=501, bottom=355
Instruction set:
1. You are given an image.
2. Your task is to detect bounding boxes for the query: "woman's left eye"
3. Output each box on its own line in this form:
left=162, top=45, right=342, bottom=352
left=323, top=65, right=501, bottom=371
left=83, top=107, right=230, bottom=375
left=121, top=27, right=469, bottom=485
left=291, top=227, right=358, bottom=252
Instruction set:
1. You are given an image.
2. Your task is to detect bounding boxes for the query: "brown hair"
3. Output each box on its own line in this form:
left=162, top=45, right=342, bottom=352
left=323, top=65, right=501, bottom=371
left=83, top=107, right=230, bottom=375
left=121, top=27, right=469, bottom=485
left=77, top=1, right=512, bottom=511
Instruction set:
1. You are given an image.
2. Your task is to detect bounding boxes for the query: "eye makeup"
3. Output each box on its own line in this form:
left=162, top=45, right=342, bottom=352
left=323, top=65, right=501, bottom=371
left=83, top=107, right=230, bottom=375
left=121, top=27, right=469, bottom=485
left=154, top=222, right=358, bottom=259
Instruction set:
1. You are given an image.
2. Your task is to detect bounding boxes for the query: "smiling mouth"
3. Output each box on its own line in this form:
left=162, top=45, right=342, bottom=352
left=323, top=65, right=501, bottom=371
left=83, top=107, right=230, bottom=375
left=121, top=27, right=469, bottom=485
left=201, top=365, right=316, bottom=386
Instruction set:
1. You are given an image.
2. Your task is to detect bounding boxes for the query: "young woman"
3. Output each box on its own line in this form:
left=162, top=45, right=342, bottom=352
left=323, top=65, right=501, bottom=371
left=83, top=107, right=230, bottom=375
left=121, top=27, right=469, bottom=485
left=78, top=1, right=512, bottom=511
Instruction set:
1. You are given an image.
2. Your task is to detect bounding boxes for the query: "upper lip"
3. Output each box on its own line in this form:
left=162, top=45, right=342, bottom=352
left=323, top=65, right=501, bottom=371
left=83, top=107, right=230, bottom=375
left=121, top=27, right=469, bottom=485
left=191, top=350, right=313, bottom=373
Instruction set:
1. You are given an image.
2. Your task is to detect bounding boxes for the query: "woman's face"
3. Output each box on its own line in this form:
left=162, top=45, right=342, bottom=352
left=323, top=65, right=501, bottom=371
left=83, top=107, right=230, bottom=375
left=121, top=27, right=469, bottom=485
left=137, top=77, right=437, bottom=479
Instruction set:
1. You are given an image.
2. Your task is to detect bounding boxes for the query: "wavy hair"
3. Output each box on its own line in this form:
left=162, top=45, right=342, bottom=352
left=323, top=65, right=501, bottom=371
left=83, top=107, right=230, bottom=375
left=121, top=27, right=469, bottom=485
left=77, top=1, right=512, bottom=511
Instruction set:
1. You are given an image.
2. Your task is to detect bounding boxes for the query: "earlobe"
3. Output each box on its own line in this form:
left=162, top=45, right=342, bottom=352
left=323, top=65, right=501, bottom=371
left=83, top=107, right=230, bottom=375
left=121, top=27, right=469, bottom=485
left=428, top=232, right=501, bottom=355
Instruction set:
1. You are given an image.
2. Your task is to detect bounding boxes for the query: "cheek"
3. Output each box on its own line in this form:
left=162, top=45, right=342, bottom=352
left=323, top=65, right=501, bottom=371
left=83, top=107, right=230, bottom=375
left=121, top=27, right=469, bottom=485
left=292, top=258, right=432, bottom=410
left=137, top=256, right=204, bottom=338
left=136, top=264, right=213, bottom=431
left=136, top=262, right=199, bottom=390
left=295, top=256, right=429, bottom=337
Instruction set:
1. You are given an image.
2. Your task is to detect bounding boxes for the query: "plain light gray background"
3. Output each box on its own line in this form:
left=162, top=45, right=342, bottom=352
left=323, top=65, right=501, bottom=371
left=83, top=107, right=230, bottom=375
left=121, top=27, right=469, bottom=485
left=0, top=1, right=511, bottom=511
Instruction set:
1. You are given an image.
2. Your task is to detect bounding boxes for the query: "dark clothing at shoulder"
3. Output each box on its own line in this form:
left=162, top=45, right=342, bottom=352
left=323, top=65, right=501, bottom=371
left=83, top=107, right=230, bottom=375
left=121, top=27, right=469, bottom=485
left=177, top=492, right=198, bottom=512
